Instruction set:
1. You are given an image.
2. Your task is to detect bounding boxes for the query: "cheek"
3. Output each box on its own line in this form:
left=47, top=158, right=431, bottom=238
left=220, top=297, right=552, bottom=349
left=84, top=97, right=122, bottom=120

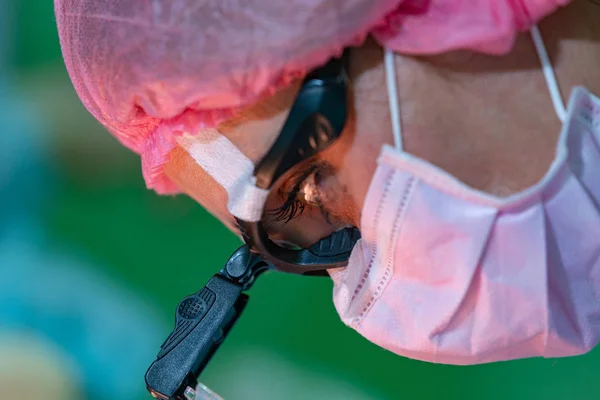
left=336, top=157, right=378, bottom=229
left=163, top=147, right=235, bottom=230
left=322, top=121, right=389, bottom=229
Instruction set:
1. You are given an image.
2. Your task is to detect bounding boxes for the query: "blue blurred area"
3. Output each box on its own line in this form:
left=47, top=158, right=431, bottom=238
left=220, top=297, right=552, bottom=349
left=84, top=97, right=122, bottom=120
left=0, top=4, right=165, bottom=400
left=0, top=237, right=166, bottom=400
left=0, top=87, right=50, bottom=233
left=0, top=71, right=165, bottom=400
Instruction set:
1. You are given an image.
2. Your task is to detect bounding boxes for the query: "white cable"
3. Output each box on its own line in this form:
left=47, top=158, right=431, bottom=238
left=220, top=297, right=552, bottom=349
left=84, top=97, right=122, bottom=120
left=530, top=25, right=567, bottom=122
left=384, top=48, right=404, bottom=150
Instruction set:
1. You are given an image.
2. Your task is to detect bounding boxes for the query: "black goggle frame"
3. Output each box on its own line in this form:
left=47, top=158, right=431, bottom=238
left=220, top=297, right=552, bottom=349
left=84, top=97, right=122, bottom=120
left=237, top=52, right=360, bottom=276
left=145, top=54, right=358, bottom=400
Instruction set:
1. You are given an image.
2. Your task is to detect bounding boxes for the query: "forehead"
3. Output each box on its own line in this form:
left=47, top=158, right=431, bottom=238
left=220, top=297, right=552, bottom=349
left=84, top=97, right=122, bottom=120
left=162, top=82, right=302, bottom=229
left=216, top=82, right=302, bottom=163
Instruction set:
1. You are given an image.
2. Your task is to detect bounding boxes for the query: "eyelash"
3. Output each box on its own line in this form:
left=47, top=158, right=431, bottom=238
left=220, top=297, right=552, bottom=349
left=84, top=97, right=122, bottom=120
left=270, top=197, right=306, bottom=223
left=267, top=165, right=320, bottom=224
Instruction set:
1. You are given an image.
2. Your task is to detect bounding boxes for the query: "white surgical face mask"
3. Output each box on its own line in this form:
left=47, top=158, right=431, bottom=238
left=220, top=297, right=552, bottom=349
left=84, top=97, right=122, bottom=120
left=330, top=26, right=600, bottom=364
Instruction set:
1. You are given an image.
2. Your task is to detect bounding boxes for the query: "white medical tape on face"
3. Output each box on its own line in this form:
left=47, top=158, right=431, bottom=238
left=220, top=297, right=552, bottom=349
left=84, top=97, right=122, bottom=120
left=176, top=130, right=269, bottom=222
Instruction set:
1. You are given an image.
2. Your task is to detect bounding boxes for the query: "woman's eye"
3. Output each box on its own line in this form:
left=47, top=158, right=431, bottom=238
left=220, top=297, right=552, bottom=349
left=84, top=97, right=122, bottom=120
left=265, top=167, right=325, bottom=224
left=262, top=162, right=349, bottom=249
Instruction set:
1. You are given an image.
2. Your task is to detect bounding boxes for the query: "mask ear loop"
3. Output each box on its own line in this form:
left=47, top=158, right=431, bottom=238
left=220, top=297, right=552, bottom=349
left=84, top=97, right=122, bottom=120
left=531, top=25, right=567, bottom=123
left=387, top=27, right=565, bottom=134
left=384, top=48, right=404, bottom=151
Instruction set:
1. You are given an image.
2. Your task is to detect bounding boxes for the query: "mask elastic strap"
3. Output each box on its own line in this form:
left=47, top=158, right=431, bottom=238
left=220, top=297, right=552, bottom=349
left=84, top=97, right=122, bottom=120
left=386, top=30, right=566, bottom=147
left=384, top=48, right=404, bottom=151
left=530, top=25, right=567, bottom=123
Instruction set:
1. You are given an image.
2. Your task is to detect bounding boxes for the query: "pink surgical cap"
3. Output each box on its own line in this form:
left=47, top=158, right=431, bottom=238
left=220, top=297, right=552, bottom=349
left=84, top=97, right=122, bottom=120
left=55, top=0, right=570, bottom=194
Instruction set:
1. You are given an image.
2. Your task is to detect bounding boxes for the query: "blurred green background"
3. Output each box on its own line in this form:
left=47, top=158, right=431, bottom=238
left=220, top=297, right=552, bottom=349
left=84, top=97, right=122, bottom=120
left=2, top=1, right=599, bottom=399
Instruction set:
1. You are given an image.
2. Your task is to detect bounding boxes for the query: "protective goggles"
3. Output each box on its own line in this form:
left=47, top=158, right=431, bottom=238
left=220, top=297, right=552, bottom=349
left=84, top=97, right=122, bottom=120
left=145, top=52, right=359, bottom=400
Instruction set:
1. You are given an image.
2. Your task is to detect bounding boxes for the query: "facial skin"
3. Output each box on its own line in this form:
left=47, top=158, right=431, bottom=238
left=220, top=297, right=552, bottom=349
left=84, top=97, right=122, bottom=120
left=164, top=0, right=600, bottom=245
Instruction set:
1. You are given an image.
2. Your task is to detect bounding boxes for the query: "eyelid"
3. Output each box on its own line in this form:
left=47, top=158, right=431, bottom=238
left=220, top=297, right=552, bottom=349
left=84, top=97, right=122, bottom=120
left=260, top=159, right=330, bottom=228
left=277, top=160, right=322, bottom=200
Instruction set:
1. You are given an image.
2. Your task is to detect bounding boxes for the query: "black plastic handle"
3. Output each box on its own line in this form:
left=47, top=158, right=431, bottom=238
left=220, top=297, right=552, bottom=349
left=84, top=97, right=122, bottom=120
left=145, top=275, right=248, bottom=400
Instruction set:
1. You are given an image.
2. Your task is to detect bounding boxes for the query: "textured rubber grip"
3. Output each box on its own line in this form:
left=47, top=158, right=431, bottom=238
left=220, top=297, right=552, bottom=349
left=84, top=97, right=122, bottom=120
left=145, top=275, right=247, bottom=400
left=156, top=288, right=216, bottom=359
